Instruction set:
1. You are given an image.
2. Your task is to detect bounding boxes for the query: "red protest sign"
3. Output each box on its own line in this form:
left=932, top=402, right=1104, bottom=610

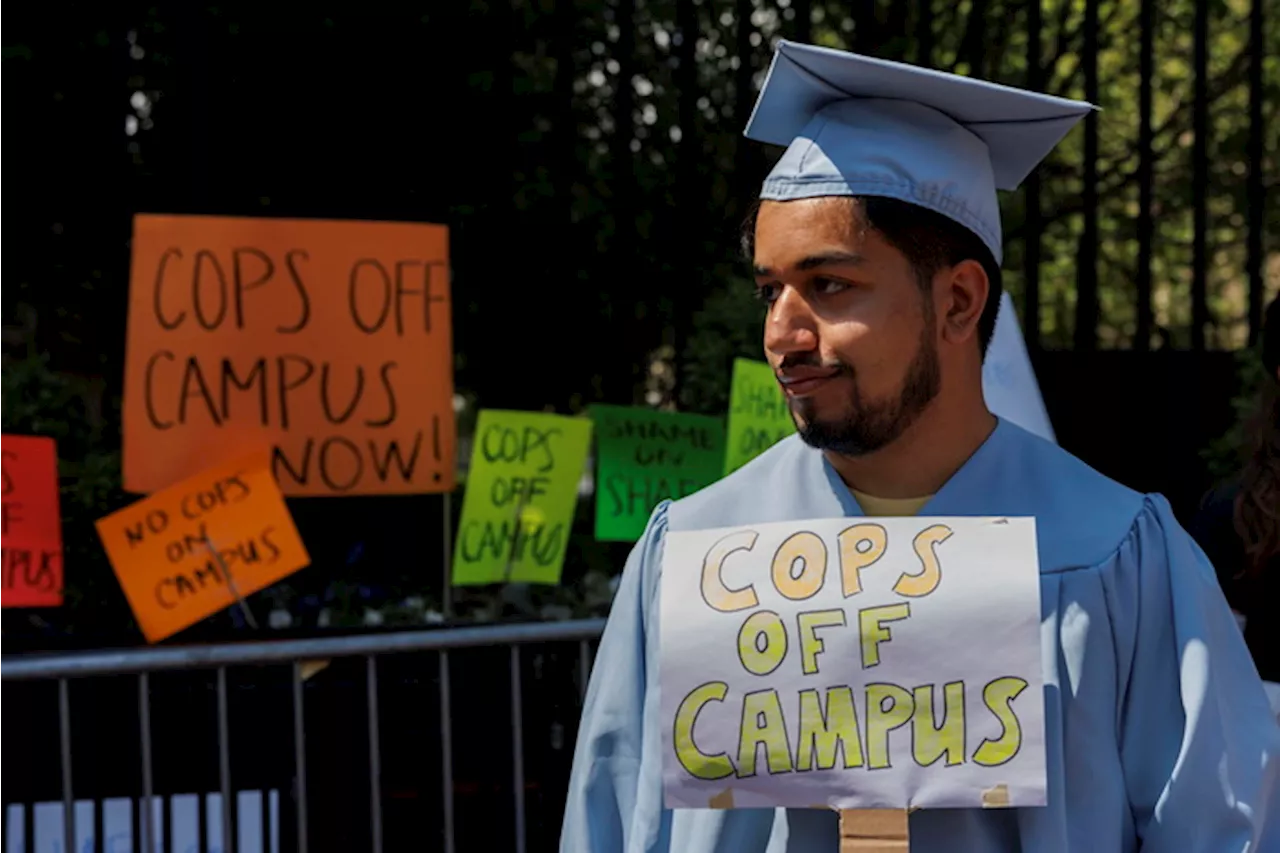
left=2, top=435, right=64, bottom=607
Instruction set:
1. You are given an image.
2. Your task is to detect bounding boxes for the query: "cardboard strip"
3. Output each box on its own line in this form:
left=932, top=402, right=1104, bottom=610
left=982, top=784, right=1011, bottom=808
left=839, top=809, right=910, bottom=853
left=708, top=788, right=735, bottom=809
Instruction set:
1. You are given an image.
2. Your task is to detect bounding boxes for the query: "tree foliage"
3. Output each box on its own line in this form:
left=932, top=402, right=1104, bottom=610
left=2, top=0, right=1276, bottom=642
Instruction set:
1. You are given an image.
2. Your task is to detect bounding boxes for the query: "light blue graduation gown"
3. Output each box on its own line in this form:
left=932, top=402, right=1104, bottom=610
left=561, top=419, right=1280, bottom=852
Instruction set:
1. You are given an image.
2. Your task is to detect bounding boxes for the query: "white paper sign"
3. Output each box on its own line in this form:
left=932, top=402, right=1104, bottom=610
left=660, top=516, right=1046, bottom=811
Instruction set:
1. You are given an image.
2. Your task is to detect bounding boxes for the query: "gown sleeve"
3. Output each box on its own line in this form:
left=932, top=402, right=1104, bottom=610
left=560, top=503, right=670, bottom=853
left=1112, top=495, right=1280, bottom=852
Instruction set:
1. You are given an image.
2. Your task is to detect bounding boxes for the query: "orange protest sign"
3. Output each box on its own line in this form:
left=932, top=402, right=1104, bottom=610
left=1, top=435, right=64, bottom=607
left=123, top=214, right=455, bottom=496
left=96, top=449, right=310, bottom=643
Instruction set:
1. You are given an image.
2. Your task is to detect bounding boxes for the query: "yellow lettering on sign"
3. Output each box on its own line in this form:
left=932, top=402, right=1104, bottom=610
left=736, top=689, right=793, bottom=777
left=837, top=523, right=887, bottom=597
left=673, top=681, right=735, bottom=780
left=894, top=524, right=953, bottom=597
left=797, top=608, right=846, bottom=675
left=858, top=603, right=910, bottom=669
left=865, top=683, right=914, bottom=769
left=973, top=676, right=1028, bottom=767
left=771, top=531, right=827, bottom=600
left=797, top=686, right=864, bottom=772
left=700, top=529, right=759, bottom=612
left=912, top=681, right=966, bottom=767
left=737, top=610, right=787, bottom=676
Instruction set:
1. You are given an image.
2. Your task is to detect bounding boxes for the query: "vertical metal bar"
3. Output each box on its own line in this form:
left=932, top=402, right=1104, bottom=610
left=217, top=667, right=234, bottom=853
left=24, top=802, right=36, bottom=853
left=442, top=491, right=453, bottom=618
left=366, top=656, right=384, bottom=853
left=292, top=662, right=308, bottom=853
left=1190, top=0, right=1210, bottom=351
left=439, top=651, right=456, bottom=853
left=510, top=646, right=527, bottom=853
left=440, top=485, right=456, bottom=853
left=197, top=790, right=209, bottom=853
left=1074, top=0, right=1099, bottom=350
left=498, top=0, right=517, bottom=222
left=58, top=679, right=75, bottom=853
left=552, top=0, right=576, bottom=239
left=578, top=638, right=593, bottom=702
left=674, top=0, right=702, bottom=360
left=139, top=673, right=157, bottom=853
left=854, top=0, right=878, bottom=52
left=793, top=0, right=812, bottom=43
left=615, top=0, right=639, bottom=235
left=1024, top=0, right=1043, bottom=351
left=163, top=795, right=174, bottom=853
left=93, top=797, right=104, bottom=853
left=1245, top=0, right=1265, bottom=344
left=440, top=481, right=455, bottom=853
left=732, top=0, right=755, bottom=208
left=261, top=790, right=272, bottom=853
left=178, top=6, right=213, bottom=205
left=1136, top=0, right=1155, bottom=350
left=916, top=0, right=934, bottom=66
left=962, top=0, right=988, bottom=75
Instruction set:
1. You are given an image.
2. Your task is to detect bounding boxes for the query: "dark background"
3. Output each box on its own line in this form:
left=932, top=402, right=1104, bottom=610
left=2, top=0, right=1276, bottom=850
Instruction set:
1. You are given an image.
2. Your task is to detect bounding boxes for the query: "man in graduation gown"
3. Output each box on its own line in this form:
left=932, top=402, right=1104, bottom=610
left=561, top=41, right=1279, bottom=852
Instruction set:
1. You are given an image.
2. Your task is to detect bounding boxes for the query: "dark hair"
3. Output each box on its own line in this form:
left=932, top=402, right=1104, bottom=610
left=1235, top=295, right=1280, bottom=576
left=741, top=196, right=1005, bottom=357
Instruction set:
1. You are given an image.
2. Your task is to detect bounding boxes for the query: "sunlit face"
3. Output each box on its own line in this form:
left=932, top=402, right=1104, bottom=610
left=753, top=197, right=941, bottom=457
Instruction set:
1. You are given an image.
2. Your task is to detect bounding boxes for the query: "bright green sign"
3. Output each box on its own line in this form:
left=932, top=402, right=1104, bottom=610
left=723, top=357, right=795, bottom=475
left=591, top=405, right=726, bottom=542
left=452, top=410, right=593, bottom=586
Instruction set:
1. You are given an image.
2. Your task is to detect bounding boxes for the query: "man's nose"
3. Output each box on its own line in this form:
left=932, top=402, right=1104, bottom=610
left=764, top=286, right=818, bottom=357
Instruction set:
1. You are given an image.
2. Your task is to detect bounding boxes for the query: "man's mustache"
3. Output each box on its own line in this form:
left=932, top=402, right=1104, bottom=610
left=776, top=353, right=853, bottom=375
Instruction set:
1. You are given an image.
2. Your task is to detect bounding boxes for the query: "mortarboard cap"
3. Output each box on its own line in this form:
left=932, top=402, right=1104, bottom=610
left=744, top=41, right=1095, bottom=264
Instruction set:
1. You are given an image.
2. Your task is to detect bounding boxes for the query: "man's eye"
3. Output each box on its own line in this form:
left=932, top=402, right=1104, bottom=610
left=754, top=283, right=780, bottom=304
left=814, top=277, right=850, bottom=295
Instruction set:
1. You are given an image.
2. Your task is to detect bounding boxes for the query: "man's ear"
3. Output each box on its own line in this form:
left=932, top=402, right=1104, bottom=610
left=937, top=259, right=989, bottom=346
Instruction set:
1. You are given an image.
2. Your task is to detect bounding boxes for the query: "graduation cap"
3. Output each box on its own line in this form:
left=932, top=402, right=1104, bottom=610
left=744, top=40, right=1095, bottom=264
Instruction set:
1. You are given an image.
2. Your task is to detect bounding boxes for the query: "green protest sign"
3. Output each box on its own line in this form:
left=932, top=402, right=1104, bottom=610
left=723, top=357, right=795, bottom=475
left=452, top=410, right=593, bottom=586
left=591, top=405, right=726, bottom=542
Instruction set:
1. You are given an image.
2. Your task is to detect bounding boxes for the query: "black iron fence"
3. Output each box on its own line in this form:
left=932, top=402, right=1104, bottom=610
left=5, top=0, right=1274, bottom=386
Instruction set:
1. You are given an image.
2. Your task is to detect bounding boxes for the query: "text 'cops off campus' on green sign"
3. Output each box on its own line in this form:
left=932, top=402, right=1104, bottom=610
left=452, top=410, right=592, bottom=586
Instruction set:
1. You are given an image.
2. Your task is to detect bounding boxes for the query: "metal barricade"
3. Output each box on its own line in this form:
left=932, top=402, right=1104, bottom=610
left=1, top=619, right=607, bottom=853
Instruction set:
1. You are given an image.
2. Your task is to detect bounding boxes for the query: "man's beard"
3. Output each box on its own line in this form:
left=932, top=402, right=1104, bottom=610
left=788, top=322, right=941, bottom=458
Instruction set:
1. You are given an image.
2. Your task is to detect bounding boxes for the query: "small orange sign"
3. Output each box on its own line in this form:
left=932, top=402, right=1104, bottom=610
left=2, top=435, right=64, bottom=607
left=123, top=214, right=454, bottom=496
left=96, top=449, right=310, bottom=643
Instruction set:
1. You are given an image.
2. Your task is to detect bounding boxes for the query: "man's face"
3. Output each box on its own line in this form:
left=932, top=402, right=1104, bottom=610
left=752, top=197, right=941, bottom=457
